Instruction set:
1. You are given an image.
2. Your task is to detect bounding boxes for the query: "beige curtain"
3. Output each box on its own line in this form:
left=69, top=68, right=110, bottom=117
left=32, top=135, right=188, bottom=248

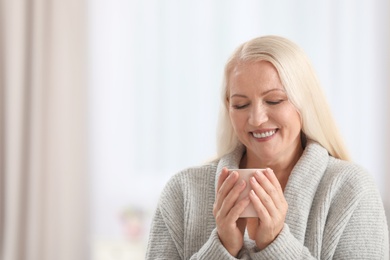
left=387, top=10, right=390, bottom=238
left=0, top=0, right=87, bottom=260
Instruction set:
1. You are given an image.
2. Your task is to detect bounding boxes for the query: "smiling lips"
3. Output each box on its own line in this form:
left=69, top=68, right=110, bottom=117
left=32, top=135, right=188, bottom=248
left=252, top=129, right=277, bottom=139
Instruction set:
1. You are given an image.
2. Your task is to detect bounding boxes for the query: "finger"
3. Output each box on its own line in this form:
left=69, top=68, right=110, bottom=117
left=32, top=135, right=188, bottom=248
left=261, top=169, right=288, bottom=207
left=250, top=176, right=278, bottom=217
left=218, top=170, right=239, bottom=199
left=253, top=170, right=283, bottom=209
left=216, top=167, right=229, bottom=192
left=263, top=168, right=284, bottom=196
left=214, top=168, right=229, bottom=216
left=249, top=189, right=271, bottom=222
left=219, top=178, right=247, bottom=218
left=225, top=194, right=251, bottom=224
left=214, top=170, right=239, bottom=216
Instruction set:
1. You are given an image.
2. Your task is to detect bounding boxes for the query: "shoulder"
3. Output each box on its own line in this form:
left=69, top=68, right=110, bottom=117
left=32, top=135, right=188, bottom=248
left=155, top=162, right=218, bottom=225
left=317, top=157, right=382, bottom=212
left=324, top=157, right=376, bottom=193
left=159, top=162, right=218, bottom=203
left=302, top=140, right=376, bottom=195
left=319, top=158, right=389, bottom=257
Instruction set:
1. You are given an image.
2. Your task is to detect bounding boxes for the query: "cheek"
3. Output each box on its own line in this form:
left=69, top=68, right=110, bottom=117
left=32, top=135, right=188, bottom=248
left=277, top=106, right=302, bottom=131
left=229, top=112, right=244, bottom=134
left=229, top=110, right=238, bottom=124
left=286, top=112, right=302, bottom=132
left=229, top=111, right=246, bottom=130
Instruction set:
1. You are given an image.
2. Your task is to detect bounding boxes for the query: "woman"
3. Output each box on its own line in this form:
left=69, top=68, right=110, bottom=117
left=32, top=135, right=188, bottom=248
left=146, top=35, right=389, bottom=259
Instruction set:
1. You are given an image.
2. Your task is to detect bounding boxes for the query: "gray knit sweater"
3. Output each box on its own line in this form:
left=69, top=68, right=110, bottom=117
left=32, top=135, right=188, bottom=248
left=146, top=141, right=389, bottom=259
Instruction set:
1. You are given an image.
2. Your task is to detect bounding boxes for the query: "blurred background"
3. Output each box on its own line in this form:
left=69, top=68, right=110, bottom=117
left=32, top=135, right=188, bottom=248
left=1, top=0, right=389, bottom=260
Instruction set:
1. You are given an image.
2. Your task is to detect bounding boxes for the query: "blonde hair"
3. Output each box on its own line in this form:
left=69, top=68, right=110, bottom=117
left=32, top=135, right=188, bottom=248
left=216, top=35, right=350, bottom=161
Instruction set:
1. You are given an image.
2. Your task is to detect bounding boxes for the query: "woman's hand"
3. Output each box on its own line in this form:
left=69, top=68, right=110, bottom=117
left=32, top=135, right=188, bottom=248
left=213, top=167, right=251, bottom=257
left=246, top=168, right=288, bottom=250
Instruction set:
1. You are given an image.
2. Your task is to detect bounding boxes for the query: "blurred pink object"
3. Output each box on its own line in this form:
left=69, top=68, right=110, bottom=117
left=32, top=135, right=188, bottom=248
left=120, top=206, right=145, bottom=241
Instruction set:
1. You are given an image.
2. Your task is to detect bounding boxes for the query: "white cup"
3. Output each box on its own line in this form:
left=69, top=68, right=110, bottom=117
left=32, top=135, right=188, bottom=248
left=228, top=169, right=263, bottom=218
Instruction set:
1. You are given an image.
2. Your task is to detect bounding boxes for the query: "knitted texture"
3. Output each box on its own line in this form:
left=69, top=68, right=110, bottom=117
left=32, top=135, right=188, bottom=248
left=146, top=141, right=389, bottom=259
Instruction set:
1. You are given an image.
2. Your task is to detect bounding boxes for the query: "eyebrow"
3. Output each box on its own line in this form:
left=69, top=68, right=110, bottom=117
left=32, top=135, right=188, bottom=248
left=230, top=88, right=285, bottom=98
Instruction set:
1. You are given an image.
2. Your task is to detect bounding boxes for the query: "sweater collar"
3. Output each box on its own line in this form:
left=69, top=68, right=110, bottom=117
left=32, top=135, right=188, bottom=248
left=283, top=141, right=329, bottom=242
left=214, top=140, right=329, bottom=242
left=215, top=143, right=246, bottom=189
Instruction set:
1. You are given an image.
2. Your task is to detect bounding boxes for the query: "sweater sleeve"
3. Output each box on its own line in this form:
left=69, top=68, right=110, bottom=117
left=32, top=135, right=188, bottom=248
left=248, top=167, right=389, bottom=259
left=145, top=173, right=186, bottom=259
left=145, top=206, right=183, bottom=259
left=145, top=172, right=252, bottom=260
left=247, top=195, right=389, bottom=260
left=331, top=183, right=389, bottom=259
left=194, top=228, right=251, bottom=259
left=146, top=207, right=247, bottom=259
left=248, top=224, right=317, bottom=260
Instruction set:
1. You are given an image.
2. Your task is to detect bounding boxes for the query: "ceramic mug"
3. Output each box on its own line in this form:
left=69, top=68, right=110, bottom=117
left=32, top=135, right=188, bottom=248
left=228, top=168, right=263, bottom=218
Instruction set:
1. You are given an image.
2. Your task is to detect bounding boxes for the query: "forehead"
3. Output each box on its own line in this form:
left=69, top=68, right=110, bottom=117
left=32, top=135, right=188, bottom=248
left=228, top=61, right=284, bottom=95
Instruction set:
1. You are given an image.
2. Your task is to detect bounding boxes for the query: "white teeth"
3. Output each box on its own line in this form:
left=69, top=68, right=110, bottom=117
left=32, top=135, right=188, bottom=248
left=253, top=130, right=276, bottom=138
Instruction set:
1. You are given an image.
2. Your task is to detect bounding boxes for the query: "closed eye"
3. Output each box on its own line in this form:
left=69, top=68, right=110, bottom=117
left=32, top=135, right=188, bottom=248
left=232, top=104, right=249, bottom=109
left=266, top=100, right=284, bottom=105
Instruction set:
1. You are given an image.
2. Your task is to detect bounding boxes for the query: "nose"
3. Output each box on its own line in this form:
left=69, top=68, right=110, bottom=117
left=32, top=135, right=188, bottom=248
left=248, top=104, right=268, bottom=126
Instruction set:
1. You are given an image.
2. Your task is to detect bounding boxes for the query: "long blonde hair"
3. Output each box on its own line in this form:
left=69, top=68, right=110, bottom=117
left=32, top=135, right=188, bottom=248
left=216, top=35, right=350, bottom=161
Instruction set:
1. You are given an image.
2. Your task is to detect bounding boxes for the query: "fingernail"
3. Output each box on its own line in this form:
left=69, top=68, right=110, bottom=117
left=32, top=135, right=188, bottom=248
left=255, top=170, right=262, bottom=177
left=251, top=176, right=257, bottom=183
